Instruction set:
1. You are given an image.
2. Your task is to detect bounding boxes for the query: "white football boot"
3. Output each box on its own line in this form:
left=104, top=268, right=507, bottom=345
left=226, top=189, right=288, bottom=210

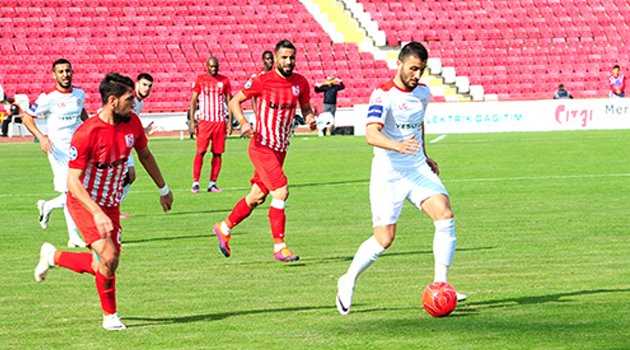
left=456, top=292, right=468, bottom=302
left=102, top=313, right=127, bottom=331
left=34, top=242, right=56, bottom=282
left=336, top=274, right=355, bottom=316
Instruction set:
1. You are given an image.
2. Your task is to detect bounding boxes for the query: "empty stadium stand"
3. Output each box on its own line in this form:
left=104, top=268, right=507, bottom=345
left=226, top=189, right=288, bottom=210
left=359, top=0, right=629, bottom=100
left=0, top=0, right=392, bottom=112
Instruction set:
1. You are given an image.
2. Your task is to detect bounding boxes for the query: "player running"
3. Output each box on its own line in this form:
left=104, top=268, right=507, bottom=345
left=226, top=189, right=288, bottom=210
left=21, top=58, right=88, bottom=248
left=335, top=42, right=464, bottom=315
left=188, top=57, right=232, bottom=193
left=120, top=73, right=155, bottom=216
left=212, top=39, right=316, bottom=262
left=33, top=73, right=173, bottom=330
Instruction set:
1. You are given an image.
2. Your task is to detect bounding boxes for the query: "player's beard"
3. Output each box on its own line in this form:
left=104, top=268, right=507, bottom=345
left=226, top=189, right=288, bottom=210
left=278, top=65, right=294, bottom=77
left=113, top=112, right=131, bottom=124
left=58, top=80, right=72, bottom=90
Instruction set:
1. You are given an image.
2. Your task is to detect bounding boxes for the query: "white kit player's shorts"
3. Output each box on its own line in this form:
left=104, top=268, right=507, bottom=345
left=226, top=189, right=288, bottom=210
left=127, top=154, right=135, bottom=168
left=47, top=142, right=70, bottom=193
left=369, top=158, right=448, bottom=227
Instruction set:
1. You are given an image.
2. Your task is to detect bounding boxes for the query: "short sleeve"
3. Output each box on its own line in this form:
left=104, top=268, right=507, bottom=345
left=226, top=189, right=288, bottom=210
left=68, top=125, right=91, bottom=170
left=131, top=115, right=148, bottom=151
left=224, top=78, right=232, bottom=96
left=29, top=93, right=51, bottom=117
left=366, top=88, right=389, bottom=125
left=192, top=76, right=202, bottom=94
left=242, top=75, right=262, bottom=99
left=298, top=77, right=311, bottom=106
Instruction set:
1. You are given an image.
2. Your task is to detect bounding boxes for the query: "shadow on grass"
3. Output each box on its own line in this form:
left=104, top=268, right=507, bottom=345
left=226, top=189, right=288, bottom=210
left=123, top=231, right=245, bottom=244
left=290, top=179, right=368, bottom=188
left=467, top=288, right=630, bottom=310
left=130, top=208, right=233, bottom=218
left=125, top=305, right=334, bottom=328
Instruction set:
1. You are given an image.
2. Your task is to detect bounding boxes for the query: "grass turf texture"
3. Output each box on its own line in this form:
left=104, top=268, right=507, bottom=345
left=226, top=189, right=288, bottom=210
left=1, top=131, right=629, bottom=349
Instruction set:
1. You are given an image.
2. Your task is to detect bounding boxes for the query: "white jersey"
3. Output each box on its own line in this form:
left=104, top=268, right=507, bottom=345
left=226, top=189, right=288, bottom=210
left=30, top=87, right=85, bottom=147
left=366, top=80, right=431, bottom=168
left=133, top=96, right=145, bottom=115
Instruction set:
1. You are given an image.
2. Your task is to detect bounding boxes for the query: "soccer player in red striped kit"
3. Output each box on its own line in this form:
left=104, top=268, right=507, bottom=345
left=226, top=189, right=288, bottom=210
left=188, top=56, right=232, bottom=193
left=212, top=39, right=316, bottom=262
left=33, top=73, right=174, bottom=330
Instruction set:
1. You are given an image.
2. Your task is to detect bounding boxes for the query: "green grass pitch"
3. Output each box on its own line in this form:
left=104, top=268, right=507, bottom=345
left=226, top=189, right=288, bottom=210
left=1, top=130, right=629, bottom=349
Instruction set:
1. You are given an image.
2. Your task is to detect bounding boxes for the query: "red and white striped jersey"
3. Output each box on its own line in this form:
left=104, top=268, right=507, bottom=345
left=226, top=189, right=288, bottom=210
left=193, top=73, right=231, bottom=122
left=68, top=113, right=148, bottom=207
left=242, top=70, right=310, bottom=152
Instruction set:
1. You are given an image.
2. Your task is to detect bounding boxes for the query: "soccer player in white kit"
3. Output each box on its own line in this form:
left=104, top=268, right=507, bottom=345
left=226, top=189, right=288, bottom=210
left=336, top=42, right=463, bottom=315
left=22, top=58, right=88, bottom=248
left=119, top=72, right=154, bottom=209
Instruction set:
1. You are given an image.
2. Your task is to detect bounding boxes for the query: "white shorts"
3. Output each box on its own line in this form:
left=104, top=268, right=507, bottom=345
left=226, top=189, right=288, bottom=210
left=47, top=143, right=70, bottom=193
left=127, top=154, right=135, bottom=168
left=369, top=159, right=448, bottom=227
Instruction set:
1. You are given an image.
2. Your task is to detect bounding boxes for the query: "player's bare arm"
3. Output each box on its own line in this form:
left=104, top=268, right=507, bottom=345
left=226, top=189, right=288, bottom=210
left=301, top=102, right=317, bottom=130
left=366, top=123, right=419, bottom=155
left=421, top=123, right=439, bottom=174
left=226, top=92, right=233, bottom=135
left=229, top=91, right=253, bottom=138
left=67, top=168, right=113, bottom=236
left=136, top=146, right=173, bottom=212
left=188, top=91, right=199, bottom=134
left=19, top=109, right=52, bottom=154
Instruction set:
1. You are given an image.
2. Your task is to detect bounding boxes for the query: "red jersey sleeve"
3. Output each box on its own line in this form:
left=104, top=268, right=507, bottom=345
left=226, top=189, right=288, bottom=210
left=298, top=76, right=311, bottom=106
left=242, top=75, right=263, bottom=99
left=224, top=77, right=232, bottom=96
left=131, top=114, right=148, bottom=151
left=192, top=76, right=202, bottom=94
left=68, top=124, right=92, bottom=170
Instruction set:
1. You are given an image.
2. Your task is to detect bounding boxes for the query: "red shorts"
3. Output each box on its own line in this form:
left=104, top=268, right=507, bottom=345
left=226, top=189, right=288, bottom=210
left=196, top=120, right=226, bottom=154
left=67, top=196, right=122, bottom=252
left=248, top=139, right=287, bottom=194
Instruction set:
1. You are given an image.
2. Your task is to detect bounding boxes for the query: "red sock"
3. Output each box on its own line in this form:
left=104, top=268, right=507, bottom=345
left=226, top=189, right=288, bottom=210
left=227, top=198, right=253, bottom=228
left=95, top=271, right=117, bottom=314
left=57, top=252, right=94, bottom=275
left=268, top=207, right=286, bottom=241
left=210, top=154, right=222, bottom=182
left=192, top=151, right=206, bottom=182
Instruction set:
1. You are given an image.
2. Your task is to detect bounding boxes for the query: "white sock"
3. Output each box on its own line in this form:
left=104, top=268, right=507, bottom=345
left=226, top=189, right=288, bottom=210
left=120, top=183, right=131, bottom=202
left=44, top=193, right=66, bottom=213
left=270, top=198, right=285, bottom=209
left=433, top=218, right=456, bottom=282
left=63, top=205, right=83, bottom=243
left=220, top=221, right=231, bottom=236
left=346, top=236, right=385, bottom=282
left=273, top=242, right=286, bottom=253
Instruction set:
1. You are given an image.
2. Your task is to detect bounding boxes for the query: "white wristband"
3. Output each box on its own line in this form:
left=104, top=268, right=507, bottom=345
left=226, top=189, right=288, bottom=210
left=158, top=184, right=170, bottom=196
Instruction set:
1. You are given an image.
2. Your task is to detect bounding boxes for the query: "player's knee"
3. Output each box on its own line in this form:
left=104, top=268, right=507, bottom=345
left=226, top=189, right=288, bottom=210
left=196, top=150, right=207, bottom=157
left=99, top=253, right=119, bottom=274
left=128, top=168, right=136, bottom=183
left=376, top=234, right=395, bottom=249
left=437, top=208, right=454, bottom=220
left=272, top=186, right=288, bottom=201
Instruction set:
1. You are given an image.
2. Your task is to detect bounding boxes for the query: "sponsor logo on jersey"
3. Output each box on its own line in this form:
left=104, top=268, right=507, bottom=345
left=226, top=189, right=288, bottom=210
left=69, top=146, right=78, bottom=160
left=244, top=79, right=253, bottom=89
left=269, top=101, right=296, bottom=110
left=125, top=134, right=135, bottom=148
left=292, top=85, right=300, bottom=96
left=395, top=122, right=421, bottom=129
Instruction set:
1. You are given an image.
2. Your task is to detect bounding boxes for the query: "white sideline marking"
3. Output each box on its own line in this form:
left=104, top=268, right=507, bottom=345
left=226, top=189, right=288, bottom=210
left=5, top=173, right=630, bottom=198
left=429, top=134, right=447, bottom=144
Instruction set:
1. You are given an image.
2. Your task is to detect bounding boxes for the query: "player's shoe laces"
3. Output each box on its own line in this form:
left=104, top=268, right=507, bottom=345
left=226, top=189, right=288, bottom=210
left=67, top=239, right=87, bottom=248
left=456, top=292, right=468, bottom=302
left=336, top=274, right=355, bottom=316
left=102, top=313, right=127, bottom=331
left=207, top=184, right=223, bottom=193
left=34, top=242, right=56, bottom=282
left=212, top=223, right=231, bottom=257
left=191, top=182, right=200, bottom=193
left=273, top=247, right=300, bottom=262
left=37, top=200, right=50, bottom=229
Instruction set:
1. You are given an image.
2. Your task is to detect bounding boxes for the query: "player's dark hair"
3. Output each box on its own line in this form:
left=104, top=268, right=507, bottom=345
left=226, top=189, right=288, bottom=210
left=275, top=39, right=296, bottom=53
left=52, top=58, right=72, bottom=71
left=398, top=41, right=429, bottom=62
left=136, top=72, right=153, bottom=82
left=262, top=50, right=273, bottom=58
left=99, top=73, right=134, bottom=104
left=613, top=64, right=620, bottom=70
